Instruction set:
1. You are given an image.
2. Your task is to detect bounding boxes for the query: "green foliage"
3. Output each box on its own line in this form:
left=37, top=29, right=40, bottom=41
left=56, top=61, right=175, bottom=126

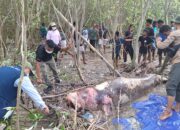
left=27, top=51, right=36, bottom=63
left=28, top=110, right=44, bottom=122
left=0, top=59, right=13, bottom=66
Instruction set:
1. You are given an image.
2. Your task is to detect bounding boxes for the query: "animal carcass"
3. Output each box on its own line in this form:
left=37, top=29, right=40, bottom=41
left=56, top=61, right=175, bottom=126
left=66, top=74, right=166, bottom=116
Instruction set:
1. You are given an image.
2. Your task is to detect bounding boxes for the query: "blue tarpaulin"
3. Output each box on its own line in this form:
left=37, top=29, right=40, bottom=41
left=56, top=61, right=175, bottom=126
left=112, top=94, right=180, bottom=130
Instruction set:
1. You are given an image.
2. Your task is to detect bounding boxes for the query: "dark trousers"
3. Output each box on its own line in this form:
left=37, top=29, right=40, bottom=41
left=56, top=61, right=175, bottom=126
left=123, top=45, right=134, bottom=62
left=53, top=45, right=60, bottom=61
left=90, top=40, right=96, bottom=52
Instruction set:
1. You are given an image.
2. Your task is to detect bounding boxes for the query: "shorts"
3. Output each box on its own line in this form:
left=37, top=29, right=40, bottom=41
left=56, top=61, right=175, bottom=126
left=103, top=39, right=108, bottom=45
left=79, top=45, right=85, bottom=52
left=83, top=38, right=89, bottom=45
left=61, top=40, right=67, bottom=49
left=166, top=63, right=180, bottom=102
left=74, top=45, right=85, bottom=53
left=99, top=39, right=103, bottom=45
left=139, top=46, right=147, bottom=55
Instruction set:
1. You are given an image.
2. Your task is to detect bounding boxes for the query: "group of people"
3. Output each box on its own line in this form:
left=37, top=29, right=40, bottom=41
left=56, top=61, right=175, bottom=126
left=137, top=18, right=174, bottom=66
left=0, top=15, right=180, bottom=123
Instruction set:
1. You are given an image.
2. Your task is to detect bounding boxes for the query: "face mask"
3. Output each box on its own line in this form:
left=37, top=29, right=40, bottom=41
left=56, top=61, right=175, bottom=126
left=45, top=49, right=53, bottom=54
left=52, top=27, right=57, bottom=31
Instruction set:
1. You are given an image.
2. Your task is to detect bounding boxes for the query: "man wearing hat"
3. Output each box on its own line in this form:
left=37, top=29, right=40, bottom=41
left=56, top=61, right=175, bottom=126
left=157, top=16, right=180, bottom=120
left=46, top=22, right=61, bottom=61
left=36, top=40, right=71, bottom=93
left=0, top=62, right=49, bottom=119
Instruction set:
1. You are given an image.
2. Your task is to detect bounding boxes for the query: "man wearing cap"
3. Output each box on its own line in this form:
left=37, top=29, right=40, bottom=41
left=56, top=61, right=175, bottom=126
left=46, top=22, right=61, bottom=61
left=0, top=62, right=49, bottom=119
left=157, top=16, right=180, bottom=120
left=36, top=40, right=71, bottom=93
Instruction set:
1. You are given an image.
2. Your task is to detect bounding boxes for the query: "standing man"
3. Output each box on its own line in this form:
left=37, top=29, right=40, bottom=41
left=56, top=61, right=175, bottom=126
left=0, top=63, right=49, bottom=119
left=138, top=30, right=153, bottom=64
left=145, top=19, right=155, bottom=62
left=46, top=22, right=61, bottom=61
left=157, top=19, right=164, bottom=29
left=102, top=25, right=109, bottom=54
left=39, top=23, right=47, bottom=40
left=88, top=23, right=98, bottom=53
left=123, top=24, right=134, bottom=63
left=157, top=25, right=171, bottom=67
left=157, top=16, right=180, bottom=120
left=171, top=21, right=176, bottom=31
left=82, top=26, right=89, bottom=51
left=73, top=22, right=87, bottom=64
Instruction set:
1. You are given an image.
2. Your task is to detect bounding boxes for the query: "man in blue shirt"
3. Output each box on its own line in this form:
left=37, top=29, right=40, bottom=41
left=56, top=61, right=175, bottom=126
left=157, top=25, right=171, bottom=67
left=0, top=62, right=49, bottom=120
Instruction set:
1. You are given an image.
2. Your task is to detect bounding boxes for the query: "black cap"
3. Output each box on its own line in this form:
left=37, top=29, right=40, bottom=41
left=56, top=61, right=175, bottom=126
left=46, top=40, right=56, bottom=48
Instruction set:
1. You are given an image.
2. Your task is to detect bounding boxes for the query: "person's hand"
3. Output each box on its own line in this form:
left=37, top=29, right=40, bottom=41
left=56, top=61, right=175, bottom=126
left=156, top=37, right=162, bottom=42
left=42, top=106, right=49, bottom=115
left=37, top=78, right=43, bottom=84
left=67, top=43, right=73, bottom=49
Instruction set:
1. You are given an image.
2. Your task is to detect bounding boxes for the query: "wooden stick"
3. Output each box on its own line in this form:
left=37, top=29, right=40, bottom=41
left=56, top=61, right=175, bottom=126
left=42, top=86, right=89, bottom=99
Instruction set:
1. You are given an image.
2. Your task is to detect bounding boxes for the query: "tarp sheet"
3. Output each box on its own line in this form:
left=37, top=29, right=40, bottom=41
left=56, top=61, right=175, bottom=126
left=112, top=93, right=180, bottom=130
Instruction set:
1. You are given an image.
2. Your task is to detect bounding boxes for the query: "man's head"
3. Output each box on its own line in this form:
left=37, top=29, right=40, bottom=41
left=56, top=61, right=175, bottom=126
left=159, top=25, right=171, bottom=36
left=157, top=19, right=164, bottom=28
left=146, top=19, right=153, bottom=27
left=175, top=16, right=180, bottom=29
left=24, top=62, right=34, bottom=76
left=171, top=21, right=175, bottom=26
left=153, top=21, right=158, bottom=27
left=45, top=40, right=56, bottom=54
left=41, top=23, right=45, bottom=26
left=50, top=22, right=57, bottom=31
left=115, top=31, right=119, bottom=36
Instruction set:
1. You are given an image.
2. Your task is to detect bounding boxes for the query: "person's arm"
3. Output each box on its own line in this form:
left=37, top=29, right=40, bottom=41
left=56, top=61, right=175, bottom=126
left=36, top=61, right=42, bottom=83
left=46, top=31, right=51, bottom=40
left=125, top=38, right=133, bottom=42
left=156, top=32, right=175, bottom=49
left=58, top=31, right=61, bottom=44
left=14, top=77, right=49, bottom=114
left=61, top=43, right=72, bottom=52
left=35, top=46, right=43, bottom=83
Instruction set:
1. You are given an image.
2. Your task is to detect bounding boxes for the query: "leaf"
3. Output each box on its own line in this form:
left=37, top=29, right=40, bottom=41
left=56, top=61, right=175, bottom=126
left=3, top=110, right=14, bottom=120
left=25, top=126, right=34, bottom=130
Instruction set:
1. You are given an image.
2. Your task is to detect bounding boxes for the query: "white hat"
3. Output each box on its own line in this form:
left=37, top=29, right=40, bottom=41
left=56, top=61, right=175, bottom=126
left=50, top=22, right=56, bottom=27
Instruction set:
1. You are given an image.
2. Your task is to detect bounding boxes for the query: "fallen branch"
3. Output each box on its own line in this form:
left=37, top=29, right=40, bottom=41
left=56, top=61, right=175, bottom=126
left=42, top=86, right=90, bottom=99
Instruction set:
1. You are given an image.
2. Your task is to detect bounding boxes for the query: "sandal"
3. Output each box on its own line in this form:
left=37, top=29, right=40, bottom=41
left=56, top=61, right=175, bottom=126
left=159, top=109, right=172, bottom=120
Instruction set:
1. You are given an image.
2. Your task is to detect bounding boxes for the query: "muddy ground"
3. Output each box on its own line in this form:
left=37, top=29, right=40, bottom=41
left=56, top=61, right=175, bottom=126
left=13, top=47, right=170, bottom=130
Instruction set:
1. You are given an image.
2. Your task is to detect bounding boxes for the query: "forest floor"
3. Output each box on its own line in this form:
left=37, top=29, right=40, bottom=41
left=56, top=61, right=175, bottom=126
left=14, top=47, right=170, bottom=130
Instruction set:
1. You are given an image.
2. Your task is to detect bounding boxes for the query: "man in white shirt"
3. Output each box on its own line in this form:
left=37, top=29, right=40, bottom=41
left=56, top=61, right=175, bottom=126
left=46, top=22, right=61, bottom=61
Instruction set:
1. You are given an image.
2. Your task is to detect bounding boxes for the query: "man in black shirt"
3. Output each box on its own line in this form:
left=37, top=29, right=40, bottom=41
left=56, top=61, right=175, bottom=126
left=145, top=18, right=155, bottom=62
left=138, top=30, right=153, bottom=64
left=36, top=40, right=70, bottom=93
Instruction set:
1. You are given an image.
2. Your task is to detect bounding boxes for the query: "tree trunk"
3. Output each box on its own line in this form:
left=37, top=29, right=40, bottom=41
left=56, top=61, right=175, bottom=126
left=132, top=0, right=151, bottom=68
left=16, top=0, right=27, bottom=129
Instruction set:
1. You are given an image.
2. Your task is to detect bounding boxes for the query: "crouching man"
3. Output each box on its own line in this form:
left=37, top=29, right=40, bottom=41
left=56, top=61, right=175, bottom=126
left=0, top=62, right=49, bottom=119
left=36, top=40, right=71, bottom=93
left=157, top=16, right=180, bottom=120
